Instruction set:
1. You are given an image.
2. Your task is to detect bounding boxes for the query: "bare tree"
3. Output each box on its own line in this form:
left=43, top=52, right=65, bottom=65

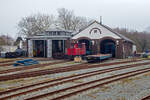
left=17, top=13, right=55, bottom=37
left=114, top=28, right=150, bottom=52
left=0, top=35, right=14, bottom=46
left=57, top=8, right=73, bottom=30
left=57, top=8, right=91, bottom=31
left=72, top=16, right=90, bottom=31
left=136, top=33, right=150, bottom=52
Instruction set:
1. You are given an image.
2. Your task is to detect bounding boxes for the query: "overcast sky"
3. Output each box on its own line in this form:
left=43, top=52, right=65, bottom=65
left=0, top=0, right=150, bottom=38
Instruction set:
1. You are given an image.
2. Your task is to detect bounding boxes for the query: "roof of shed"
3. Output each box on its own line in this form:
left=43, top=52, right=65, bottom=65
left=45, top=28, right=73, bottom=33
left=73, top=20, right=133, bottom=43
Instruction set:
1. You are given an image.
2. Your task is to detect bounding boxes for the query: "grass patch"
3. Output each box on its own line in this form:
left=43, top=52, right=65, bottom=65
left=100, top=85, right=110, bottom=92
left=1, top=79, right=25, bottom=85
left=120, top=78, right=133, bottom=85
left=87, top=94, right=97, bottom=99
left=66, top=61, right=78, bottom=64
left=0, top=87, right=5, bottom=92
left=116, top=96, right=126, bottom=100
left=143, top=72, right=150, bottom=77
left=72, top=80, right=84, bottom=83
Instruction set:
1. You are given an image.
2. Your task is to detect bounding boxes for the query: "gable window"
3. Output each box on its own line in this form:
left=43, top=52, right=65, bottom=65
left=89, top=27, right=101, bottom=34
left=94, top=30, right=97, bottom=33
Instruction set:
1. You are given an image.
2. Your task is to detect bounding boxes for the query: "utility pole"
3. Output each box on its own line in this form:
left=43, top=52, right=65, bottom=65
left=7, top=33, right=8, bottom=45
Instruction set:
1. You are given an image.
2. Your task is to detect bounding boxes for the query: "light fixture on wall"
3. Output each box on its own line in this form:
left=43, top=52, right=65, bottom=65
left=92, top=40, right=95, bottom=45
left=116, top=40, right=119, bottom=45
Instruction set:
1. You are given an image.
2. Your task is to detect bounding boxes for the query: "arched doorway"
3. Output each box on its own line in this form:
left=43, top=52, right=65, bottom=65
left=100, top=39, right=116, bottom=57
left=78, top=39, right=92, bottom=55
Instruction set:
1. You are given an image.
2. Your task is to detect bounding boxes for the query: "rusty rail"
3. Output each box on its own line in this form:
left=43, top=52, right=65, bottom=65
left=0, top=59, right=144, bottom=81
left=27, top=65, right=150, bottom=100
left=1, top=60, right=150, bottom=99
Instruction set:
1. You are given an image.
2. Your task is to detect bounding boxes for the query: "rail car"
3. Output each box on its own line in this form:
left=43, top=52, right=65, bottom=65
left=66, top=43, right=86, bottom=59
left=86, top=54, right=112, bottom=63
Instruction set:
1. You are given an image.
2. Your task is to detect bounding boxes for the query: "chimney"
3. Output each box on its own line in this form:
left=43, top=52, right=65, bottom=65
left=100, top=16, right=102, bottom=24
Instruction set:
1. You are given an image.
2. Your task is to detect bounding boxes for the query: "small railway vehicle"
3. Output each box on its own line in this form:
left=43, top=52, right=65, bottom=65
left=67, top=43, right=86, bottom=59
left=86, top=54, right=112, bottom=63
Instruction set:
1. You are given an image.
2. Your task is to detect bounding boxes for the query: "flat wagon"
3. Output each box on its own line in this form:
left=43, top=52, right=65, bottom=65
left=86, top=54, right=112, bottom=63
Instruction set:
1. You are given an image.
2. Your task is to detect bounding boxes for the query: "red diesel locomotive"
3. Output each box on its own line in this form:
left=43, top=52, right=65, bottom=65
left=67, top=43, right=86, bottom=57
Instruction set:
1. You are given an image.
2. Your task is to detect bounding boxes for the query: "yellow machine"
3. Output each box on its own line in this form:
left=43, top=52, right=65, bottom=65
left=74, top=56, right=82, bottom=63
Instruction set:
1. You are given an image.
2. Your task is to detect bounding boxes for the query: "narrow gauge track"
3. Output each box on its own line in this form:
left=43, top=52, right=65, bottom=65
left=50, top=66, right=150, bottom=100
left=26, top=64, right=150, bottom=100
left=0, top=59, right=144, bottom=81
left=0, top=61, right=150, bottom=100
left=0, top=60, right=70, bottom=74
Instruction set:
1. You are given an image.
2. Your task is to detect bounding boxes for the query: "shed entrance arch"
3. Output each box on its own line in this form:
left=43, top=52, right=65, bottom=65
left=78, top=39, right=92, bottom=55
left=100, top=39, right=116, bottom=57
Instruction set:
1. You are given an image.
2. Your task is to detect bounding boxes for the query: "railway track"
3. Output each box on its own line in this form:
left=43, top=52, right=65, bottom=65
left=0, top=60, right=70, bottom=74
left=0, top=60, right=150, bottom=100
left=26, top=64, right=150, bottom=100
left=142, top=95, right=150, bottom=100
left=50, top=67, right=150, bottom=100
left=0, top=59, right=144, bottom=81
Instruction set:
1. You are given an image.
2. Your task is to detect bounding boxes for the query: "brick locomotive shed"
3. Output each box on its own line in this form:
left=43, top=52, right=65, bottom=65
left=27, top=21, right=134, bottom=59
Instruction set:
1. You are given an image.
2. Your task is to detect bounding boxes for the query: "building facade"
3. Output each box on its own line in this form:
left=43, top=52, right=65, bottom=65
left=72, top=21, right=134, bottom=59
left=27, top=21, right=134, bottom=59
left=26, top=29, right=71, bottom=58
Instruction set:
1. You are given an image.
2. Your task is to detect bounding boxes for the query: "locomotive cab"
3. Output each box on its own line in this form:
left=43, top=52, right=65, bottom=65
left=67, top=43, right=86, bottom=59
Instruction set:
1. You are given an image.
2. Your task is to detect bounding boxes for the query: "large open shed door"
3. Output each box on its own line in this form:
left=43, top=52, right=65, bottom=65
left=33, top=40, right=47, bottom=57
left=100, top=39, right=116, bottom=57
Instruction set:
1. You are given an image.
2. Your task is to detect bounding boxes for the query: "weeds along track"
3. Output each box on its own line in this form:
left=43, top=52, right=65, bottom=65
left=0, top=61, right=150, bottom=99
left=0, top=59, right=144, bottom=81
left=0, top=60, right=70, bottom=74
